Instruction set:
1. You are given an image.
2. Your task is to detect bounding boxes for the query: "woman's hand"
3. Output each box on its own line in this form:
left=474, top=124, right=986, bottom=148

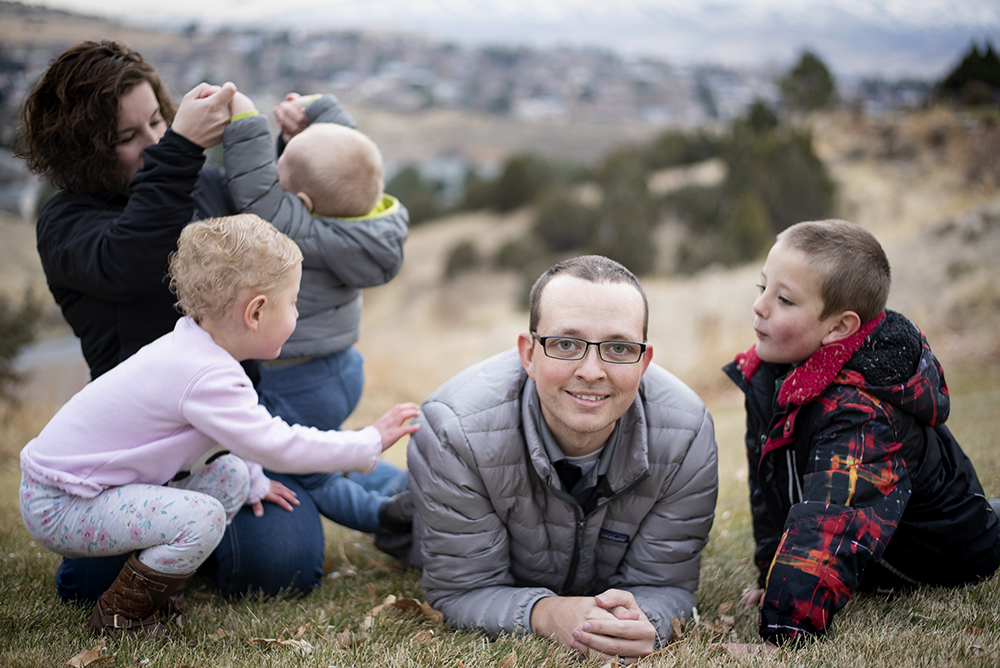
left=249, top=478, right=300, bottom=517
left=171, top=81, right=237, bottom=148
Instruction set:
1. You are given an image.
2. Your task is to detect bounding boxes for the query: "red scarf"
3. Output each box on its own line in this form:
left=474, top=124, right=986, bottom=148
left=735, top=311, right=885, bottom=408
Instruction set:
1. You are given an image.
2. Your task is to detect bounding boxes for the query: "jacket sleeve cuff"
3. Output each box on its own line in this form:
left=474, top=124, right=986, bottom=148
left=521, top=591, right=554, bottom=636
left=245, top=461, right=272, bottom=506
left=231, top=109, right=260, bottom=122
left=758, top=608, right=820, bottom=645
left=161, top=126, right=209, bottom=156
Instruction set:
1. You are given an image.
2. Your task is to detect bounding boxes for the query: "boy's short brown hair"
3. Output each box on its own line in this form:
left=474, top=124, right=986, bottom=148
left=168, top=214, right=303, bottom=322
left=278, top=124, right=384, bottom=217
left=777, top=219, right=891, bottom=323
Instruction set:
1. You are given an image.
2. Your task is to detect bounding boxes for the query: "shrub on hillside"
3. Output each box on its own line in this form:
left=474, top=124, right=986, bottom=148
left=719, top=190, right=773, bottom=265
left=0, top=290, right=42, bottom=415
left=723, top=125, right=835, bottom=234
left=386, top=165, right=444, bottom=225
left=494, top=236, right=545, bottom=271
left=444, top=240, right=481, bottom=279
left=493, top=154, right=554, bottom=213
left=780, top=50, right=837, bottom=112
left=642, top=129, right=723, bottom=170
left=532, top=190, right=596, bottom=253
left=591, top=188, right=658, bottom=276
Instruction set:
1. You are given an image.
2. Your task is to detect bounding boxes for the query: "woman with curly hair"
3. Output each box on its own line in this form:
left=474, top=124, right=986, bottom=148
left=16, top=40, right=326, bottom=605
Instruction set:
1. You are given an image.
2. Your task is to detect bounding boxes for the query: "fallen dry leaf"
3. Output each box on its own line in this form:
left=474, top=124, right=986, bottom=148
left=698, top=621, right=724, bottom=635
left=368, top=557, right=393, bottom=573
left=720, top=615, right=736, bottom=634
left=206, top=628, right=227, bottom=642
left=410, top=630, right=436, bottom=647
left=363, top=593, right=397, bottom=628
left=498, top=650, right=517, bottom=668
left=250, top=637, right=314, bottom=655
left=718, top=601, right=735, bottom=615
left=968, top=625, right=984, bottom=634
left=64, top=643, right=109, bottom=667
left=670, top=616, right=684, bottom=640
left=329, top=541, right=357, bottom=578
left=390, top=597, right=445, bottom=625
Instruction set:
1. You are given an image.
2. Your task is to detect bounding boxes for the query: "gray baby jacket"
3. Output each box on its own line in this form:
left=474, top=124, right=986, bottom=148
left=222, top=96, right=409, bottom=358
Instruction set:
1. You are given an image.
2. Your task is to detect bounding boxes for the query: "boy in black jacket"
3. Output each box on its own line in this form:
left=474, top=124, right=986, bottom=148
left=723, top=219, right=1000, bottom=649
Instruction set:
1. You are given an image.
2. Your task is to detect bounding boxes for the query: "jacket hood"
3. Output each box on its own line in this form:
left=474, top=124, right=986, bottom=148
left=843, top=310, right=950, bottom=426
left=733, top=310, right=950, bottom=426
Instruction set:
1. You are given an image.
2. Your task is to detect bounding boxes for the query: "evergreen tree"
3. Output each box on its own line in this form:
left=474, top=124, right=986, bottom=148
left=779, top=50, right=837, bottom=112
left=938, top=42, right=1000, bottom=104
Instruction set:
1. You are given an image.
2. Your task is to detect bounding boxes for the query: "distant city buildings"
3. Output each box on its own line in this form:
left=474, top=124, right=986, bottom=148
left=0, top=14, right=938, bottom=217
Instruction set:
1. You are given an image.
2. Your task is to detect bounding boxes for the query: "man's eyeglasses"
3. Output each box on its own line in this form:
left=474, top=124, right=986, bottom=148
left=532, top=334, right=647, bottom=364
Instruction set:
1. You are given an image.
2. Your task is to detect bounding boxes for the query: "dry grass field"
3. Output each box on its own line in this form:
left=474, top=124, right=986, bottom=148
left=1, top=105, right=999, bottom=666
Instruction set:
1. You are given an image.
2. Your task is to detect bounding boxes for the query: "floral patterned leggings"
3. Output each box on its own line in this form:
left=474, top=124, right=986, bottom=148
left=19, top=454, right=250, bottom=575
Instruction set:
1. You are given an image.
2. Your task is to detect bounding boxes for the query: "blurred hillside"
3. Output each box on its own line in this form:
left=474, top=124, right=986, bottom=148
left=345, top=106, right=1000, bottom=433
left=1, top=2, right=998, bottom=422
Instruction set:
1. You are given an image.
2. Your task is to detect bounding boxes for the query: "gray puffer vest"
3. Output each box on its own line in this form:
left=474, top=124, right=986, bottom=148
left=408, top=349, right=718, bottom=644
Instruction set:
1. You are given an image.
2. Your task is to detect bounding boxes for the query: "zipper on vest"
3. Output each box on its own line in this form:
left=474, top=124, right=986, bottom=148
left=560, top=511, right=587, bottom=594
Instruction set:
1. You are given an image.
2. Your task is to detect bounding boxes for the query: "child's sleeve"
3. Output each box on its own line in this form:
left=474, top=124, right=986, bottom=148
left=303, top=94, right=357, bottom=128
left=222, top=115, right=287, bottom=224
left=758, top=395, right=911, bottom=644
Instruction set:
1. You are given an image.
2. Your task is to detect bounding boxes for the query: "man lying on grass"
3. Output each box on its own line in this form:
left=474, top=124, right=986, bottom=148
left=408, top=255, right=719, bottom=664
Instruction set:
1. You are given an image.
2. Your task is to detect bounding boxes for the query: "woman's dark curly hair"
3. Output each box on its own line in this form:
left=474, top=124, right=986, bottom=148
left=14, top=40, right=177, bottom=197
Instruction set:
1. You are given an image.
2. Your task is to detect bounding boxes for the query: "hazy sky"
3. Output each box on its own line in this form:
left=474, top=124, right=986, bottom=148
left=23, top=0, right=1000, bottom=76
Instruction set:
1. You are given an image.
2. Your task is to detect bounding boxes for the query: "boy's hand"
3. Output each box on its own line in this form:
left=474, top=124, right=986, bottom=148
left=249, top=478, right=300, bottom=517
left=374, top=402, right=420, bottom=451
left=741, top=587, right=765, bottom=609
left=230, top=91, right=257, bottom=117
left=172, top=81, right=237, bottom=148
left=273, top=92, right=312, bottom=140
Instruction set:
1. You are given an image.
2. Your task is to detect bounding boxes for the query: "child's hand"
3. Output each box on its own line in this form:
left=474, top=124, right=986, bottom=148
left=230, top=91, right=257, bottom=117
left=374, top=402, right=421, bottom=452
left=273, top=92, right=311, bottom=140
left=740, top=587, right=765, bottom=609
left=249, top=478, right=300, bottom=517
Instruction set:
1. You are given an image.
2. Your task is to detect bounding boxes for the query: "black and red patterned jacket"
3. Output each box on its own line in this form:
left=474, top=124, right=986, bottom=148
left=723, top=310, right=1000, bottom=644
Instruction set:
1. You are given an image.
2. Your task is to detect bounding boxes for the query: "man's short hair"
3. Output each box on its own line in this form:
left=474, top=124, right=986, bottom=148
left=279, top=124, right=384, bottom=218
left=168, top=214, right=303, bottom=322
left=529, top=255, right=649, bottom=340
left=777, top=219, right=891, bottom=322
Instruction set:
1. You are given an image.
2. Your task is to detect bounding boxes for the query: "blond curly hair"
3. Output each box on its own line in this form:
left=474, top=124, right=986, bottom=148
left=168, top=214, right=302, bottom=322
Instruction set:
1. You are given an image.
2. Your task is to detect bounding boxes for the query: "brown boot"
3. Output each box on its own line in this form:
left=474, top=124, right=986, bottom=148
left=88, top=553, right=193, bottom=638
